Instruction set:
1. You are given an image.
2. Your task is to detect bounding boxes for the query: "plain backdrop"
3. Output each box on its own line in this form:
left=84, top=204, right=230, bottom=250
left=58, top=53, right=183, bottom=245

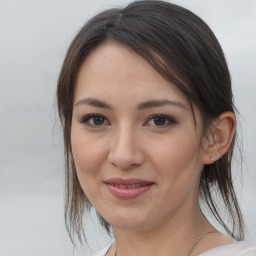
left=0, top=0, right=255, bottom=255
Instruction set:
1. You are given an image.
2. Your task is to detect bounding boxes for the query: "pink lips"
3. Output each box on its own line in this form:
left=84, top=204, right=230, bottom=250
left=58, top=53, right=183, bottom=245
left=105, top=178, right=154, bottom=199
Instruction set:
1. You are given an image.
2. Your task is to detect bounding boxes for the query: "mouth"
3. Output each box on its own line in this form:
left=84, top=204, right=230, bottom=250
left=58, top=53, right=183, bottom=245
left=104, top=178, right=154, bottom=199
left=110, top=184, right=147, bottom=188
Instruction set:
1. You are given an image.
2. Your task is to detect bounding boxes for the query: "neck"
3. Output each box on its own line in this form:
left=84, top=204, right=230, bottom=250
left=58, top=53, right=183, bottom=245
left=112, top=206, right=213, bottom=256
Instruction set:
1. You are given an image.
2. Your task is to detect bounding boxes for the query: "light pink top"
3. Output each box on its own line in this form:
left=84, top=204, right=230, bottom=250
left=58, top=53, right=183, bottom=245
left=200, top=241, right=256, bottom=255
left=90, top=241, right=256, bottom=256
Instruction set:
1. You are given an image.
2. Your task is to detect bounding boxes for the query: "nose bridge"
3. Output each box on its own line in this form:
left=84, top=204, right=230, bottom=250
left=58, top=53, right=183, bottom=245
left=108, top=123, right=144, bottom=169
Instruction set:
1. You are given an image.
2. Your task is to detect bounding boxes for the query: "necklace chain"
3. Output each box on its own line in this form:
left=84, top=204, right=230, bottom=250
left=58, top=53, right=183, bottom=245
left=187, top=231, right=216, bottom=256
left=108, top=230, right=216, bottom=256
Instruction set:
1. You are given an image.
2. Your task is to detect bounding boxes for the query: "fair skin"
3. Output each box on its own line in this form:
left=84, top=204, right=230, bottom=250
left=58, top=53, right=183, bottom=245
left=71, top=42, right=235, bottom=256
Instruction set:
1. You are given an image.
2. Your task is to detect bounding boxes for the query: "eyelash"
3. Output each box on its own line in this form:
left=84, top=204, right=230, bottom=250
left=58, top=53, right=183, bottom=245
left=144, top=114, right=176, bottom=128
left=80, top=114, right=176, bottom=128
left=81, top=114, right=109, bottom=127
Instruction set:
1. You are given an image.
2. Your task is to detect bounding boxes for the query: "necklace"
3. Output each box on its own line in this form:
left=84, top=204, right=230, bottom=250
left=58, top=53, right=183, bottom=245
left=107, top=230, right=216, bottom=256
left=187, top=231, right=216, bottom=256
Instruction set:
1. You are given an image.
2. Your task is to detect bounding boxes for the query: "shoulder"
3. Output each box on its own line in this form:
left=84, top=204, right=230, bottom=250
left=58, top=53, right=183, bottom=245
left=89, top=243, right=113, bottom=256
left=200, top=241, right=256, bottom=256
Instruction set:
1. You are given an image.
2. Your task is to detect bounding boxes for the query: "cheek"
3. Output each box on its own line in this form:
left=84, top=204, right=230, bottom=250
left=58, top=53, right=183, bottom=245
left=71, top=128, right=107, bottom=200
left=153, top=139, right=198, bottom=165
left=148, top=134, right=203, bottom=181
left=151, top=139, right=204, bottom=210
left=71, top=125, right=106, bottom=178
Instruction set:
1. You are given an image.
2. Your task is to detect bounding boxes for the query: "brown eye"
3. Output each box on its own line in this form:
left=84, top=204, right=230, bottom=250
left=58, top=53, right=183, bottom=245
left=81, top=114, right=109, bottom=127
left=153, top=117, right=167, bottom=126
left=145, top=114, right=175, bottom=127
left=92, top=116, right=105, bottom=125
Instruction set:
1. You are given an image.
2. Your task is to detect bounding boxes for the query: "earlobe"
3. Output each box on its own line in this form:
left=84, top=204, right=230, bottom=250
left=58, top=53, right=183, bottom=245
left=202, top=111, right=236, bottom=165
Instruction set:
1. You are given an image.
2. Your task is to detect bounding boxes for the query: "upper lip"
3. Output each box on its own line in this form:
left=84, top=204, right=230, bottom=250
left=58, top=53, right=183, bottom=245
left=104, top=178, right=154, bottom=185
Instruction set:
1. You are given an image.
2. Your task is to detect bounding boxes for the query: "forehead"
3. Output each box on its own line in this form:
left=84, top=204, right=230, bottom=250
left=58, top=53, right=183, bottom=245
left=74, top=42, right=189, bottom=106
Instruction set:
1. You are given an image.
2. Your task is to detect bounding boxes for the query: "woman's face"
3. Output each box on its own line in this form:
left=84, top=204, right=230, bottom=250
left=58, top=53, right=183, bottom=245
left=71, top=42, right=209, bottom=231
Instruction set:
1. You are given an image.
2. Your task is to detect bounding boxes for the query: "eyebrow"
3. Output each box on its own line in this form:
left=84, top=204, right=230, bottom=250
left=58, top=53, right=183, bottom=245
left=75, top=98, right=188, bottom=111
left=75, top=98, right=113, bottom=109
left=137, top=99, right=188, bottom=111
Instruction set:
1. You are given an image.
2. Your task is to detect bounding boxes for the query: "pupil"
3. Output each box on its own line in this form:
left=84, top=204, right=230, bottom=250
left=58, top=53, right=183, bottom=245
left=154, top=117, right=166, bottom=126
left=94, top=117, right=104, bottom=125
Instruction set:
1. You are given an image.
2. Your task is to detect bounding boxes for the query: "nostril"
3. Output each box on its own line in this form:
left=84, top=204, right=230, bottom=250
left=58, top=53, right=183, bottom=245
left=107, top=129, right=145, bottom=169
left=108, top=147, right=145, bottom=169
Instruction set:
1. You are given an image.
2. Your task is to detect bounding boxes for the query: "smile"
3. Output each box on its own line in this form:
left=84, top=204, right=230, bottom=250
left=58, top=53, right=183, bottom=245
left=104, top=178, right=154, bottom=199
left=111, top=184, right=145, bottom=188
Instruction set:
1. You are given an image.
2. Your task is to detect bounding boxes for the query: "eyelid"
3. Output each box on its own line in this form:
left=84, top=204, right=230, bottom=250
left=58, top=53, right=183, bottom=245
left=144, top=114, right=176, bottom=127
left=81, top=113, right=110, bottom=127
left=80, top=113, right=175, bottom=128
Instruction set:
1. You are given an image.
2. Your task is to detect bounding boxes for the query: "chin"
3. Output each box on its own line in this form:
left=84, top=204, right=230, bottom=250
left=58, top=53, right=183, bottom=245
left=104, top=211, right=157, bottom=232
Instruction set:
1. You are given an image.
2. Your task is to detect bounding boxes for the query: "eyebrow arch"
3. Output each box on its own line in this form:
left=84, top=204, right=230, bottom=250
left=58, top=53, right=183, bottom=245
left=75, top=98, right=112, bottom=109
left=75, top=98, right=188, bottom=111
left=137, top=99, right=188, bottom=110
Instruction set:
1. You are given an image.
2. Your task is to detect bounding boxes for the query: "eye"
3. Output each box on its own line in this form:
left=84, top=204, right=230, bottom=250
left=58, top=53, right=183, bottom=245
left=81, top=114, right=109, bottom=127
left=145, top=114, right=176, bottom=127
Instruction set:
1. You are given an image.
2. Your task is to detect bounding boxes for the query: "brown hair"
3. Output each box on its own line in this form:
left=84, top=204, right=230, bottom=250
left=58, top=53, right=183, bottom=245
left=57, top=0, right=244, bottom=244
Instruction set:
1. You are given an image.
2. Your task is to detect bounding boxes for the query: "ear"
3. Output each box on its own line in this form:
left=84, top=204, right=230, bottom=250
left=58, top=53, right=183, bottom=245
left=202, top=111, right=236, bottom=165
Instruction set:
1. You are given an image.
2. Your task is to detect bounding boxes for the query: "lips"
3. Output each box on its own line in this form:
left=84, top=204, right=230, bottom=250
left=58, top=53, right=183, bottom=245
left=111, top=184, right=144, bottom=188
left=104, top=178, right=154, bottom=199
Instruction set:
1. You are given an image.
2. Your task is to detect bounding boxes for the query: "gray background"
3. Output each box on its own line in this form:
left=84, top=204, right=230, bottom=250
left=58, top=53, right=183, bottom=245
left=0, top=0, right=255, bottom=255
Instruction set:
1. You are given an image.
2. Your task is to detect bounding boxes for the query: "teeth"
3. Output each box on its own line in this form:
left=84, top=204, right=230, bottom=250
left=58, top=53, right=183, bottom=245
left=112, top=184, right=144, bottom=188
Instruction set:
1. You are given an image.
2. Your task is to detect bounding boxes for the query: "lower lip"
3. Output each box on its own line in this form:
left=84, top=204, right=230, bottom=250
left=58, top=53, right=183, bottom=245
left=106, top=184, right=153, bottom=199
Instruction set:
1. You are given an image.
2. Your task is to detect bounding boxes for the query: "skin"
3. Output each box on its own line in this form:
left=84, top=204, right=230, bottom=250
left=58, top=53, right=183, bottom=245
left=71, top=42, right=235, bottom=256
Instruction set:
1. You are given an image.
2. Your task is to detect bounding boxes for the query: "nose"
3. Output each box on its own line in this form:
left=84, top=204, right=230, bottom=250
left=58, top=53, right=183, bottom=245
left=107, top=126, right=145, bottom=170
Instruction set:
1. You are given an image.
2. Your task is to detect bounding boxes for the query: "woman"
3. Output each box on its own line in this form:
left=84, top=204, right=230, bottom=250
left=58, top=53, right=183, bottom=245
left=57, top=1, right=256, bottom=255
